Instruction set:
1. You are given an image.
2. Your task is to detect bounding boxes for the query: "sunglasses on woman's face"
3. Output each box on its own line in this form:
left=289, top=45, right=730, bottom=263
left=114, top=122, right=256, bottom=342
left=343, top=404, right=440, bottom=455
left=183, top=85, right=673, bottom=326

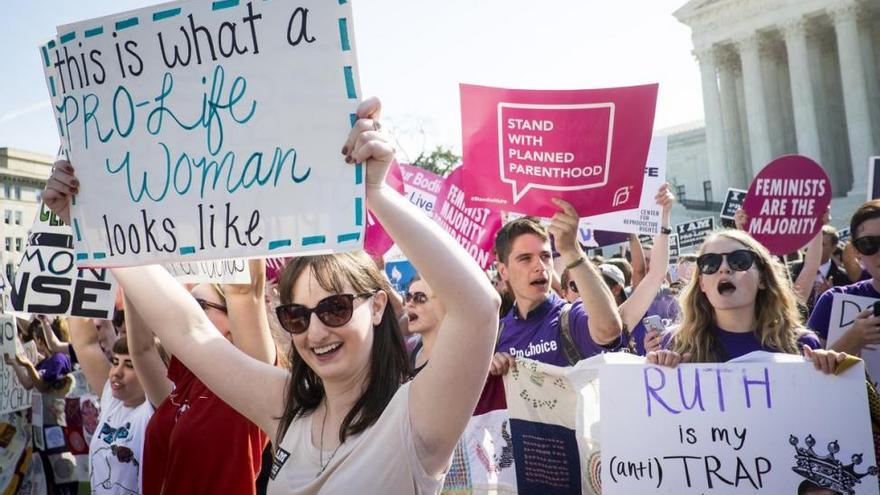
left=275, top=293, right=374, bottom=335
left=853, top=235, right=880, bottom=256
left=405, top=291, right=429, bottom=305
left=696, top=249, right=758, bottom=275
left=195, top=298, right=227, bottom=314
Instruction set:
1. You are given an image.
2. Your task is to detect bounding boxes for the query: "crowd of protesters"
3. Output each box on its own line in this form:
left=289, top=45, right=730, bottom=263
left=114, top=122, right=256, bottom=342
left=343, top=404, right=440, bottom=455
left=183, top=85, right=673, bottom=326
left=1, top=97, right=877, bottom=494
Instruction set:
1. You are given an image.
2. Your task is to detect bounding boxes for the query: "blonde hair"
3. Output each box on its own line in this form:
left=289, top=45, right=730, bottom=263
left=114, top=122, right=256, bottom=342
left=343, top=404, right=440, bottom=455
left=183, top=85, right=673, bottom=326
left=670, top=230, right=804, bottom=362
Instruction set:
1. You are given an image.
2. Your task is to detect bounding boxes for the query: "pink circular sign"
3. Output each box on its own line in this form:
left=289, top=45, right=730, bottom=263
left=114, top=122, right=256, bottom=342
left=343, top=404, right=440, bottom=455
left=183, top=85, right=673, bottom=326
left=742, top=155, right=831, bottom=256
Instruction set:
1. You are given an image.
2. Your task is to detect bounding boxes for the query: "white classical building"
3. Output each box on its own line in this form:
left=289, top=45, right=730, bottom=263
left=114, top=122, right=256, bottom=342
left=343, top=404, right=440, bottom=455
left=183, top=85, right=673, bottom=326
left=669, top=0, right=880, bottom=208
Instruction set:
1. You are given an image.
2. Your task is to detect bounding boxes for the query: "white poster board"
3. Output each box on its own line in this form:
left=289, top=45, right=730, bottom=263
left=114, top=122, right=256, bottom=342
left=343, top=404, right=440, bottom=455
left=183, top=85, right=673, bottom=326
left=829, top=293, right=880, bottom=390
left=163, top=258, right=249, bottom=284
left=579, top=136, right=668, bottom=235
left=600, top=357, right=878, bottom=494
left=40, top=0, right=364, bottom=267
left=10, top=204, right=117, bottom=318
left=0, top=315, right=38, bottom=415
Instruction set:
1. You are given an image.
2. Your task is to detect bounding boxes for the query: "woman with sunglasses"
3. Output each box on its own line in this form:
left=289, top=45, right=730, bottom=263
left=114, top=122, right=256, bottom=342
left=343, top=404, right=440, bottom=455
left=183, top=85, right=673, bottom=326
left=650, top=230, right=843, bottom=371
left=43, top=97, right=500, bottom=493
left=808, top=199, right=880, bottom=356
left=403, top=275, right=446, bottom=376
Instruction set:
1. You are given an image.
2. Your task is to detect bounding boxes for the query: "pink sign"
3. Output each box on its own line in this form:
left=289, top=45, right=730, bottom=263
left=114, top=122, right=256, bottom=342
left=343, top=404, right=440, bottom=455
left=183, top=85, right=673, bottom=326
left=743, top=155, right=831, bottom=256
left=460, top=83, right=658, bottom=218
left=399, top=164, right=444, bottom=215
left=364, top=161, right=406, bottom=258
left=265, top=257, right=290, bottom=284
left=433, top=167, right=503, bottom=270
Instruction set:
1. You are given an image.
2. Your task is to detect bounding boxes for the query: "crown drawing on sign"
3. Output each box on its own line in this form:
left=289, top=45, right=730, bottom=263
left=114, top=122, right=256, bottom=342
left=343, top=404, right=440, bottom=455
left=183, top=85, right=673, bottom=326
left=790, top=434, right=878, bottom=494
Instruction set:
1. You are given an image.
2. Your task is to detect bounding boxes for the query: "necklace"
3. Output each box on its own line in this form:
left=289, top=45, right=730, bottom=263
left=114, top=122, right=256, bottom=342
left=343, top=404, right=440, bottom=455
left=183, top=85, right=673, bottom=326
left=317, top=401, right=343, bottom=478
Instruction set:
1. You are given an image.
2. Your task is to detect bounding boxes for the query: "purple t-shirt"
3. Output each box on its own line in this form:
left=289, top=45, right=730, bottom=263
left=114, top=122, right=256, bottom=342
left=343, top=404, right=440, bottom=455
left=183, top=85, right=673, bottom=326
left=36, top=352, right=72, bottom=383
left=496, top=292, right=621, bottom=366
left=807, top=279, right=880, bottom=340
left=661, top=326, right=820, bottom=361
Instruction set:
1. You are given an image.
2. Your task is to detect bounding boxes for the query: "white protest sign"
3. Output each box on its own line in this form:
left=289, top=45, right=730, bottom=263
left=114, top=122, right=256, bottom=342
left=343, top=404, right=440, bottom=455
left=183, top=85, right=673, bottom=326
left=41, top=0, right=364, bottom=267
left=600, top=358, right=878, bottom=494
left=579, top=136, right=667, bottom=235
left=1, top=317, right=38, bottom=415
left=163, top=258, right=249, bottom=284
left=828, top=293, right=880, bottom=390
left=9, top=203, right=118, bottom=318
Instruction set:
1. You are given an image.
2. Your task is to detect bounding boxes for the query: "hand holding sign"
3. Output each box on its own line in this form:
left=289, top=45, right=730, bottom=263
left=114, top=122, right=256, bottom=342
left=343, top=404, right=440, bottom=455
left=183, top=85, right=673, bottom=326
left=43, top=160, right=78, bottom=225
left=344, top=97, right=394, bottom=192
left=548, top=198, right=581, bottom=259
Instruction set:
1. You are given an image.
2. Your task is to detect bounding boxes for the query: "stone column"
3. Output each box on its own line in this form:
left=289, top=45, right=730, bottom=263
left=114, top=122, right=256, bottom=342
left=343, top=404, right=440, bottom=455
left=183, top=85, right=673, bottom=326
left=717, top=49, right=748, bottom=187
left=736, top=34, right=773, bottom=170
left=830, top=1, right=875, bottom=194
left=781, top=19, right=822, bottom=161
left=695, top=46, right=729, bottom=201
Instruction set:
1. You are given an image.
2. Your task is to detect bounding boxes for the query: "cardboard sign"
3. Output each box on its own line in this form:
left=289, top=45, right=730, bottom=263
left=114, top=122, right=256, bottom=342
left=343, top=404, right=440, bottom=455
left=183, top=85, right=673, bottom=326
left=828, top=293, right=880, bottom=390
left=460, top=83, right=658, bottom=218
left=10, top=204, right=118, bottom=318
left=744, top=155, right=831, bottom=256
left=384, top=260, right=416, bottom=294
left=675, top=216, right=715, bottom=252
left=868, top=156, right=880, bottom=200
left=433, top=167, right=503, bottom=270
left=1, top=319, right=38, bottom=415
left=41, top=0, right=364, bottom=267
left=399, top=164, right=444, bottom=216
left=600, top=356, right=877, bottom=494
left=364, top=161, right=405, bottom=258
left=579, top=136, right=668, bottom=236
left=163, top=258, right=249, bottom=284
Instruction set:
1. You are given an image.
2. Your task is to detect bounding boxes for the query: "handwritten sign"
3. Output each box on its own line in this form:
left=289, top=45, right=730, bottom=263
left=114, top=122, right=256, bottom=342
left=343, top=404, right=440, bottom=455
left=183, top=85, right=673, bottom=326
left=720, top=188, right=747, bottom=228
left=744, top=156, right=831, bottom=256
left=868, top=156, right=880, bottom=200
left=828, top=293, right=880, bottom=390
left=163, top=258, right=249, bottom=284
left=675, top=216, right=715, bottom=252
left=1, top=317, right=38, bottom=415
left=460, top=83, right=657, bottom=218
left=600, top=358, right=877, bottom=494
left=41, top=0, right=364, bottom=267
left=433, top=167, right=503, bottom=270
left=10, top=204, right=117, bottom=318
left=580, top=136, right=668, bottom=235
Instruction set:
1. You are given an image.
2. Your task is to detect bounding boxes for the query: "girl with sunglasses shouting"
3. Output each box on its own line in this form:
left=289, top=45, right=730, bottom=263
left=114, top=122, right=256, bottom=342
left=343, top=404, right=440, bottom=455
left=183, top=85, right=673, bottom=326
left=808, top=199, right=880, bottom=356
left=649, top=230, right=843, bottom=373
left=44, top=97, right=500, bottom=494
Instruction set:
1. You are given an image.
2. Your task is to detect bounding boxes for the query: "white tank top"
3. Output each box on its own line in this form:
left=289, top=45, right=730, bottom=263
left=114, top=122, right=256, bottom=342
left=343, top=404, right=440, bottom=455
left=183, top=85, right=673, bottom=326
left=267, top=382, right=445, bottom=494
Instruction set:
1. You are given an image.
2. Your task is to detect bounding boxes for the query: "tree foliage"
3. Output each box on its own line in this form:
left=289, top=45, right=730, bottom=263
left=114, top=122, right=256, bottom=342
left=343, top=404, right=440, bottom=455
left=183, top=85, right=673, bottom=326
left=411, top=146, right=460, bottom=177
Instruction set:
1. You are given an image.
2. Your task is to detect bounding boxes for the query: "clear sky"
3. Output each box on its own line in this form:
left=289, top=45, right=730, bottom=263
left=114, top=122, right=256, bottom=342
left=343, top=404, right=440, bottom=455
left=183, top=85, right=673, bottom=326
left=0, top=0, right=704, bottom=162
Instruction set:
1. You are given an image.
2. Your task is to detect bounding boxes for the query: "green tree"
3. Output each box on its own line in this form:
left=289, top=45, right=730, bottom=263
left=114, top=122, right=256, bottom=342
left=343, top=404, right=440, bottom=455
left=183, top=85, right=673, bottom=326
left=411, top=146, right=460, bottom=177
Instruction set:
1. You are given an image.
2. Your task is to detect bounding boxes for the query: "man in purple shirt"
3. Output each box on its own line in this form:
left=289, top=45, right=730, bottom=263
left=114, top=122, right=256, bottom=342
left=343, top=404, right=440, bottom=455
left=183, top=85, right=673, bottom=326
left=807, top=199, right=880, bottom=354
left=489, top=199, right=623, bottom=373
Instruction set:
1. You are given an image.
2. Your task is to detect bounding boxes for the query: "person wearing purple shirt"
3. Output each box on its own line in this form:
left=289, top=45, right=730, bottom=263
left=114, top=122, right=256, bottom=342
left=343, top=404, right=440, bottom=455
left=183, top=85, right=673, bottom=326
left=647, top=229, right=842, bottom=373
left=807, top=199, right=880, bottom=355
left=490, top=198, right=623, bottom=374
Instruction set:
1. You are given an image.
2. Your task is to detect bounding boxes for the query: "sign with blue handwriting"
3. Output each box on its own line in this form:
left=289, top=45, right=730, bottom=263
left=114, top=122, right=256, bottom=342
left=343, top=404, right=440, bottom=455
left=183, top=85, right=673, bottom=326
left=40, top=0, right=364, bottom=267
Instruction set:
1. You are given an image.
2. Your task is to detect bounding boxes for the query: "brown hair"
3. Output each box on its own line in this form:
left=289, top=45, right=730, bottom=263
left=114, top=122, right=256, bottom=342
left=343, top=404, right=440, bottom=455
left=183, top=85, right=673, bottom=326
left=606, top=257, right=633, bottom=287
left=275, top=252, right=409, bottom=445
left=493, top=216, right=548, bottom=265
left=670, top=230, right=805, bottom=362
left=851, top=199, right=880, bottom=237
left=112, top=336, right=129, bottom=355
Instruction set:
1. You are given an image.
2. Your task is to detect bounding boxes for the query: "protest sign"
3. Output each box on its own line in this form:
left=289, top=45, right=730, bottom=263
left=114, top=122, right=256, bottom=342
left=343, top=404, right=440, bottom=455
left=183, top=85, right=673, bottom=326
left=720, top=187, right=747, bottom=228
left=41, top=0, right=364, bottom=267
left=460, top=83, right=658, bottom=218
left=364, top=161, right=406, bottom=258
left=399, top=164, right=444, bottom=216
left=433, top=167, right=503, bottom=270
left=9, top=203, right=117, bottom=318
left=743, top=155, right=831, bottom=256
left=384, top=260, right=416, bottom=294
left=164, top=258, right=249, bottom=284
left=838, top=228, right=851, bottom=244
left=828, top=293, right=880, bottom=390
left=675, top=216, right=715, bottom=252
left=0, top=412, right=32, bottom=493
left=579, top=136, right=668, bottom=235
left=600, top=355, right=877, bottom=494
left=1, top=317, right=38, bottom=415
left=577, top=229, right=629, bottom=249
left=265, top=257, right=290, bottom=285
left=868, top=156, right=880, bottom=200
left=668, top=233, right=680, bottom=263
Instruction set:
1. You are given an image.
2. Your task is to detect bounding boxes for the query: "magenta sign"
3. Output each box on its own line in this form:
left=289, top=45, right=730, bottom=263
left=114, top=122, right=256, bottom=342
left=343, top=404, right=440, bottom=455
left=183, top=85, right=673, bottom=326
left=433, top=167, right=502, bottom=270
left=364, top=160, right=406, bottom=258
left=743, top=155, right=831, bottom=256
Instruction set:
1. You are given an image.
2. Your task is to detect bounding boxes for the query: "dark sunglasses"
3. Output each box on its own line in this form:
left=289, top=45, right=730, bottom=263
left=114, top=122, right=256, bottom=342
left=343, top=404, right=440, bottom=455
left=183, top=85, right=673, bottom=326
left=195, top=298, right=228, bottom=314
left=568, top=281, right=578, bottom=294
left=405, top=291, right=429, bottom=305
left=696, top=250, right=758, bottom=275
left=275, top=293, right=374, bottom=335
left=853, top=235, right=880, bottom=256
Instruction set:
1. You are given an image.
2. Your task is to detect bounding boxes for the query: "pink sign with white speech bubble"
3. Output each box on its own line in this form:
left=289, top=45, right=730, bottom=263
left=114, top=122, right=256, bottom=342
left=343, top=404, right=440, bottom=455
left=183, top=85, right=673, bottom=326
left=743, top=155, right=831, bottom=256
left=460, top=84, right=658, bottom=218
left=433, top=167, right=503, bottom=270
left=364, top=161, right=406, bottom=258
